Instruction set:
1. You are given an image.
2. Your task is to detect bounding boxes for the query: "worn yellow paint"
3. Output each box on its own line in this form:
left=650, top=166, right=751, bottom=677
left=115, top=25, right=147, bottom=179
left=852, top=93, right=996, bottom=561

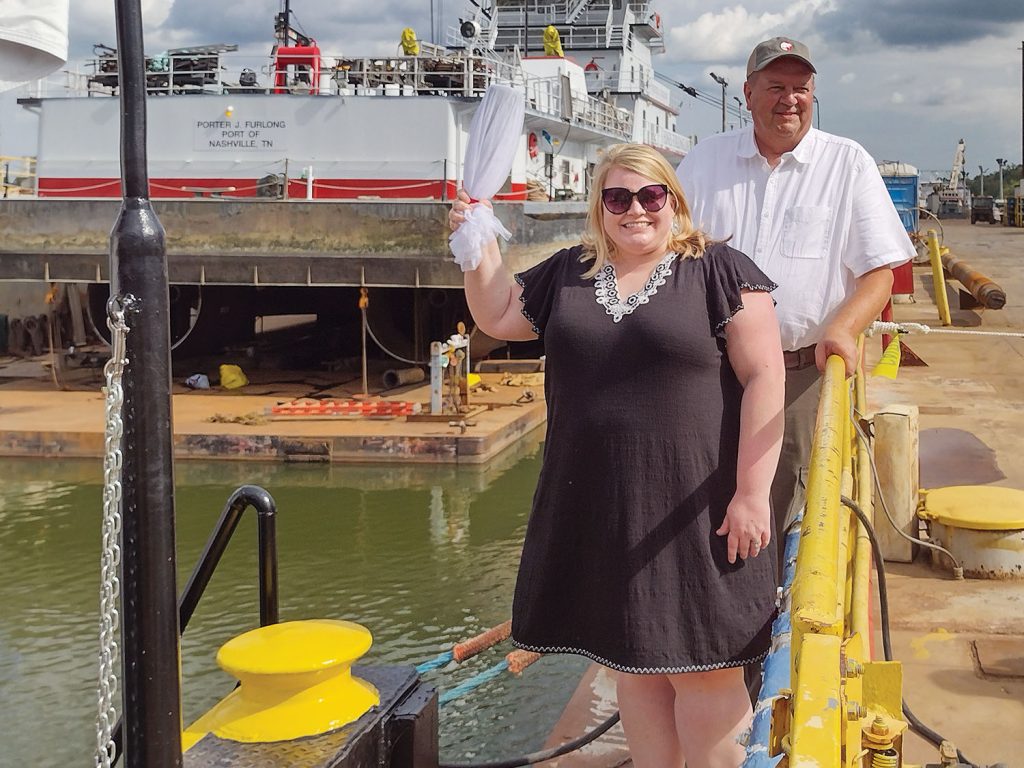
left=842, top=633, right=866, bottom=767
left=919, top=486, right=1024, bottom=530
left=862, top=661, right=903, bottom=719
left=792, top=357, right=847, bottom=642
left=909, top=628, right=955, bottom=660
left=787, top=353, right=911, bottom=766
left=850, top=361, right=873, bottom=643
left=183, top=619, right=379, bottom=748
left=791, top=633, right=843, bottom=767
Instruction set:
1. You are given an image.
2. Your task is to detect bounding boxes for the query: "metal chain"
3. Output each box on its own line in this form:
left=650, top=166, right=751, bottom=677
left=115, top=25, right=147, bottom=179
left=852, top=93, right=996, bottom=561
left=95, top=296, right=130, bottom=768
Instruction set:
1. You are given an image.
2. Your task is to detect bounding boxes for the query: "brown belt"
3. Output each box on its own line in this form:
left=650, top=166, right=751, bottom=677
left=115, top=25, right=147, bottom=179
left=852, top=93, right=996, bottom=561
left=783, top=345, right=816, bottom=370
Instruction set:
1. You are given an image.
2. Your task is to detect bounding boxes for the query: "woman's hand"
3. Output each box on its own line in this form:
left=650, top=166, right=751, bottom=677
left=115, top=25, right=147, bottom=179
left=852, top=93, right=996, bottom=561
left=716, top=493, right=771, bottom=564
left=448, top=189, right=492, bottom=233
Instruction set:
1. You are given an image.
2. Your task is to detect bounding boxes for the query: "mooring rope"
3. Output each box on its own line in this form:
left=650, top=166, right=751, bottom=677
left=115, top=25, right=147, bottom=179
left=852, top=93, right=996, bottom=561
left=868, top=320, right=1024, bottom=339
left=438, top=650, right=544, bottom=705
left=416, top=620, right=513, bottom=674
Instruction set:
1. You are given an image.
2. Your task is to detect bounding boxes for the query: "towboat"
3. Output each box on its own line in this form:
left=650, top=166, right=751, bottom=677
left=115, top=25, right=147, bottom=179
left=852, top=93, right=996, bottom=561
left=2, top=0, right=688, bottom=359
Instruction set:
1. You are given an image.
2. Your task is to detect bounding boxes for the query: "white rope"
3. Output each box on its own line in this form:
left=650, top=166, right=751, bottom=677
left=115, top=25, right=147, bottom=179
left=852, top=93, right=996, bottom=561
left=868, top=321, right=1024, bottom=339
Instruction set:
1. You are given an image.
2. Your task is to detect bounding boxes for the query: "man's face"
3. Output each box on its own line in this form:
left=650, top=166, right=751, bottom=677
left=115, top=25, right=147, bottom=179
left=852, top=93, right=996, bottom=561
left=743, top=58, right=815, bottom=153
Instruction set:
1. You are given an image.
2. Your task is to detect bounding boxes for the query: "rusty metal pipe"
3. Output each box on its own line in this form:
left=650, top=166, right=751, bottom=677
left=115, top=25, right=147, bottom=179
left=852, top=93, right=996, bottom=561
left=941, top=251, right=1007, bottom=309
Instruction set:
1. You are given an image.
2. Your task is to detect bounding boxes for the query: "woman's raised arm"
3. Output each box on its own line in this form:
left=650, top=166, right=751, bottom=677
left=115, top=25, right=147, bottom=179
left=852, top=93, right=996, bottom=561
left=450, top=190, right=537, bottom=341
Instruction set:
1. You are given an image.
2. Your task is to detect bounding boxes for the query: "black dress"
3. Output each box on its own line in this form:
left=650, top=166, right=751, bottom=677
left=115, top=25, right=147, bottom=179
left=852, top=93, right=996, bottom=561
left=510, top=242, right=778, bottom=674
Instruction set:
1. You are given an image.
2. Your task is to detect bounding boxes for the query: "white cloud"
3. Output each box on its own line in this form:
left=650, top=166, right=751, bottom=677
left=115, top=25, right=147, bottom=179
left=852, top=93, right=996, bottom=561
left=890, top=92, right=905, bottom=104
left=839, top=72, right=855, bottom=83
left=665, top=1, right=833, bottom=63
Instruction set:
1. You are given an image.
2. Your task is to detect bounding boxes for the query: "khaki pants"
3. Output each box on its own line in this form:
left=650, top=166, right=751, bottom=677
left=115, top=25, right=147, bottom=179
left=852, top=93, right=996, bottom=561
left=771, top=364, right=822, bottom=571
left=746, top=364, right=822, bottom=701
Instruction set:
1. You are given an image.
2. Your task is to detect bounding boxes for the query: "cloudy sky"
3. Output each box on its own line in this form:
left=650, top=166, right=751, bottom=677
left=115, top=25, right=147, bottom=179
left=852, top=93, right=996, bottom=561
left=3, top=0, right=1023, bottom=180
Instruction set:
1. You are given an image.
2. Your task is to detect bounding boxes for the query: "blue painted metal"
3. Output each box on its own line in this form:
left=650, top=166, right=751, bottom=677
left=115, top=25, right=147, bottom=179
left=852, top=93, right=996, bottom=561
left=882, top=174, right=919, bottom=233
left=743, top=513, right=803, bottom=767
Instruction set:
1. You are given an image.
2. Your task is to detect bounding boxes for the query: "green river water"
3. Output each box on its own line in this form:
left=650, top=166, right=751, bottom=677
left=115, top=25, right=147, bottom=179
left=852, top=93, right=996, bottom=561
left=0, top=433, right=590, bottom=766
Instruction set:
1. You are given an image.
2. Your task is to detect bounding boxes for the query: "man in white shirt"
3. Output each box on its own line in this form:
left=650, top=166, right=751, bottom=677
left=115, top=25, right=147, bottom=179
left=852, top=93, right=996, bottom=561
left=677, top=37, right=914, bottom=562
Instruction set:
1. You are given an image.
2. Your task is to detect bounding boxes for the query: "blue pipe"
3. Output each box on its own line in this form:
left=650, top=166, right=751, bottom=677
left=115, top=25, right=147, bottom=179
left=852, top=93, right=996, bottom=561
left=743, top=514, right=802, bottom=766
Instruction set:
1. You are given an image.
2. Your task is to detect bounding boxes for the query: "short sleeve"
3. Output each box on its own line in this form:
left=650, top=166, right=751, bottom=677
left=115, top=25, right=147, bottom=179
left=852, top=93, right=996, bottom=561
left=843, top=153, right=916, bottom=276
left=514, top=246, right=581, bottom=336
left=703, top=244, right=778, bottom=339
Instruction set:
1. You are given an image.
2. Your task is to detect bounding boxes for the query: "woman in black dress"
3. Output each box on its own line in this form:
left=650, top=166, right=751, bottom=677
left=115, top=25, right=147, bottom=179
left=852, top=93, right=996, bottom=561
left=449, top=143, right=784, bottom=767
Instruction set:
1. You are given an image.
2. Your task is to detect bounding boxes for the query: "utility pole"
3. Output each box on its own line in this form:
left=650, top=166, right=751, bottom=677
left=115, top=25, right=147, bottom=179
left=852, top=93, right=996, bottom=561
left=733, top=95, right=745, bottom=126
left=978, top=165, right=986, bottom=196
left=996, top=157, right=1007, bottom=200
left=710, top=72, right=727, bottom=132
left=813, top=95, right=820, bottom=129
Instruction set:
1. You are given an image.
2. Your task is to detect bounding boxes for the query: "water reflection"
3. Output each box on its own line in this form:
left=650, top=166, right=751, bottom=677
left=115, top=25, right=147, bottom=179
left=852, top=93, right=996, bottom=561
left=0, top=434, right=589, bottom=765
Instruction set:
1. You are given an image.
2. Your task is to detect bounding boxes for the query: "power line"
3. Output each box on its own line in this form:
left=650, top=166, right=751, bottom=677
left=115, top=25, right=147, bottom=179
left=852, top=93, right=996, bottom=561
left=653, top=71, right=730, bottom=112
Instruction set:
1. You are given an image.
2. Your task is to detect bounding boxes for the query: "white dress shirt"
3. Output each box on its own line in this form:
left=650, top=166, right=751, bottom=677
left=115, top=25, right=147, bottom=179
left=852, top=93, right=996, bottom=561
left=677, top=126, right=913, bottom=351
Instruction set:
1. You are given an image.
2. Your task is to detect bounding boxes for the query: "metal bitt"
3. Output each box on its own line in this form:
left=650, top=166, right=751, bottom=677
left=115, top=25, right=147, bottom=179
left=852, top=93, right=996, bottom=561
left=111, top=1, right=182, bottom=766
left=940, top=250, right=1007, bottom=310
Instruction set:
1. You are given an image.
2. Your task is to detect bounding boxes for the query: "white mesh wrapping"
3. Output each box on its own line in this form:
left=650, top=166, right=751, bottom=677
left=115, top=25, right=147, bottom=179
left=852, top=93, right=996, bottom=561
left=450, top=84, right=525, bottom=272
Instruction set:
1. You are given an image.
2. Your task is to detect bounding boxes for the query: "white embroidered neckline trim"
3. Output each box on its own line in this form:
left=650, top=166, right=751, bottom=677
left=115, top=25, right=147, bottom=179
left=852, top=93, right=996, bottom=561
left=594, top=252, right=677, bottom=323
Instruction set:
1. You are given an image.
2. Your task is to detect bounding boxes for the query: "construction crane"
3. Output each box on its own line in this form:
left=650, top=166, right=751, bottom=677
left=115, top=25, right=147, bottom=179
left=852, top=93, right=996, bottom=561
left=937, top=138, right=967, bottom=216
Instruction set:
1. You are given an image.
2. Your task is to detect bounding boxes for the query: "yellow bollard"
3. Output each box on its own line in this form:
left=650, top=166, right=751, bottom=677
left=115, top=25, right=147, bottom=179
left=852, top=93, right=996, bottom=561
left=926, top=230, right=952, bottom=326
left=182, top=619, right=379, bottom=749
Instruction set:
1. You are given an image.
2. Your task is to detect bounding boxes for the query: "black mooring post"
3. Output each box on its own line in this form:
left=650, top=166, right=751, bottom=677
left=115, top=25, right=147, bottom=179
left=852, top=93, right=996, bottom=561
left=111, top=1, right=182, bottom=766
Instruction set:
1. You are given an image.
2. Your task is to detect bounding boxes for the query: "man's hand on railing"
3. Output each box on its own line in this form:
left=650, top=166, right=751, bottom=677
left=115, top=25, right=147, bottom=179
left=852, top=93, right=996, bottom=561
left=814, top=327, right=859, bottom=376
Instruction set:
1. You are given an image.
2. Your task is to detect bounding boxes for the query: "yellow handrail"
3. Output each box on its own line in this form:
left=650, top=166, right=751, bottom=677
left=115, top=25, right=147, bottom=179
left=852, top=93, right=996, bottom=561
left=777, top=349, right=908, bottom=767
left=926, top=229, right=952, bottom=326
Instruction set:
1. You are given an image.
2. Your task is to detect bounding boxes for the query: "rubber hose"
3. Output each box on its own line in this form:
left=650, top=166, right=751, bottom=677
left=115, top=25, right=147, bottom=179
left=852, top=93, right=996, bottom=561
left=439, top=711, right=621, bottom=768
left=840, top=495, right=979, bottom=768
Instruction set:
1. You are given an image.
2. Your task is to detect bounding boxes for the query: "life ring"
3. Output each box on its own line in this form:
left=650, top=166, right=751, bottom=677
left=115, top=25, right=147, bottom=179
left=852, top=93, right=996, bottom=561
left=528, top=132, right=538, bottom=159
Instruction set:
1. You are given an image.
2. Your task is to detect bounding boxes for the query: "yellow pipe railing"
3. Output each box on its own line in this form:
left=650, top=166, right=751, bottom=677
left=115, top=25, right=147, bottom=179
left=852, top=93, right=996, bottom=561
left=926, top=229, right=953, bottom=326
left=790, top=356, right=847, bottom=641
left=851, top=341, right=873, bottom=643
left=779, top=349, right=907, bottom=767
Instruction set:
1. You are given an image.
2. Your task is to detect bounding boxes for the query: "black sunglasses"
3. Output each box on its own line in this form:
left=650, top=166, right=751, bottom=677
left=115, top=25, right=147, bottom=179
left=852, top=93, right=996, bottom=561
left=601, top=184, right=669, bottom=214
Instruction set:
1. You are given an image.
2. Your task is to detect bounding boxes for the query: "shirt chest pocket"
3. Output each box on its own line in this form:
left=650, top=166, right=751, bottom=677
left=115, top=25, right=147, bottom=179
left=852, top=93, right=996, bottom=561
left=781, top=205, right=833, bottom=260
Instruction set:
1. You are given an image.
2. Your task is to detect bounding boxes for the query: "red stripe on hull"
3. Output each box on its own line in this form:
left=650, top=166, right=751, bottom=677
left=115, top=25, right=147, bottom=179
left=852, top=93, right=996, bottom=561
left=38, top=177, right=529, bottom=201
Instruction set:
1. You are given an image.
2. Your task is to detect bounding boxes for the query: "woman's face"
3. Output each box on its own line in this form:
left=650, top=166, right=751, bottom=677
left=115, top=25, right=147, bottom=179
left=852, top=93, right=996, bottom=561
left=600, top=165, right=675, bottom=261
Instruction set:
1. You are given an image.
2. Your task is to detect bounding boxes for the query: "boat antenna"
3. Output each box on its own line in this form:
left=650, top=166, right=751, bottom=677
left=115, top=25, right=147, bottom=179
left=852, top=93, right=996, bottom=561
left=276, top=0, right=292, bottom=46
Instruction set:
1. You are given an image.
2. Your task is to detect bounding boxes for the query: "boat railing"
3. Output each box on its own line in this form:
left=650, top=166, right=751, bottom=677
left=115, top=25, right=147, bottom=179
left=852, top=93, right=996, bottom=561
left=49, top=48, right=635, bottom=140
left=757, top=348, right=910, bottom=766
left=522, top=74, right=631, bottom=138
left=483, top=17, right=629, bottom=51
left=1, top=155, right=38, bottom=198
left=105, top=484, right=280, bottom=765
left=642, top=125, right=692, bottom=155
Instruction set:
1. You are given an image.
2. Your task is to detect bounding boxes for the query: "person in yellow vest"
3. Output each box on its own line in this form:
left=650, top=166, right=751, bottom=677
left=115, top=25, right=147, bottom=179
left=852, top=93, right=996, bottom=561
left=542, top=25, right=563, bottom=57
left=400, top=27, right=419, bottom=56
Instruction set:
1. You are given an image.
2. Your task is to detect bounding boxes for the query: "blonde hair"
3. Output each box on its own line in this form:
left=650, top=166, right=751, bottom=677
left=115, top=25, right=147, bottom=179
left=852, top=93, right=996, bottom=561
left=580, top=143, right=708, bottom=278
